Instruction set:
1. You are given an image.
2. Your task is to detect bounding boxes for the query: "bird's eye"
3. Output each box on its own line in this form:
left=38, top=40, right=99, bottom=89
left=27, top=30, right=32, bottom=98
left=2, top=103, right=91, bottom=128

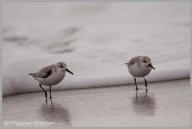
left=143, top=60, right=147, bottom=63
left=60, top=66, right=64, bottom=68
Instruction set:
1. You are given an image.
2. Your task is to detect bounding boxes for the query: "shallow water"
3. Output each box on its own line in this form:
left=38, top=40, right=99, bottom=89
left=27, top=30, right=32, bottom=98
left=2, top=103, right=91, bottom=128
left=3, top=79, right=190, bottom=127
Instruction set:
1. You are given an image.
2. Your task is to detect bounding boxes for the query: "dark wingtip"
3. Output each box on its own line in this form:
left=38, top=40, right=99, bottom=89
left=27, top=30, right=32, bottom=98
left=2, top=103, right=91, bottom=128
left=28, top=73, right=33, bottom=76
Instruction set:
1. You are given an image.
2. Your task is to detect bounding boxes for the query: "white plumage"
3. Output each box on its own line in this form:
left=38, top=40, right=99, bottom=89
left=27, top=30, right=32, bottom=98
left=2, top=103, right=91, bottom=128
left=125, top=56, right=155, bottom=90
left=29, top=62, right=73, bottom=101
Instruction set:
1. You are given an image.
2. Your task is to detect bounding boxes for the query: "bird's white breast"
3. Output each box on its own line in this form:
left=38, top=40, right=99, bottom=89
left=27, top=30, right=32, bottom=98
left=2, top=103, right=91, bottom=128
left=128, top=64, right=151, bottom=77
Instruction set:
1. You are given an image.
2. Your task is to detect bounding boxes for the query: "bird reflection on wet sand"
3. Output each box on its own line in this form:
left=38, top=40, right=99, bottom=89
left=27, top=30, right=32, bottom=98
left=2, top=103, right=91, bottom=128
left=40, top=102, right=71, bottom=126
left=132, top=89, right=155, bottom=116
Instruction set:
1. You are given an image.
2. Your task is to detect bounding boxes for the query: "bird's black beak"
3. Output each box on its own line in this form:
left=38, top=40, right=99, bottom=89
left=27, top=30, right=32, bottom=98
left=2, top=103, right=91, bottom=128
left=148, top=64, right=155, bottom=70
left=66, top=69, right=74, bottom=75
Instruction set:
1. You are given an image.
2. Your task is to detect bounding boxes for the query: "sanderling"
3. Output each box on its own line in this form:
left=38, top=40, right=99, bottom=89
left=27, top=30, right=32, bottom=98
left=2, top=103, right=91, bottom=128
left=125, top=56, right=155, bottom=90
left=29, top=62, right=73, bottom=101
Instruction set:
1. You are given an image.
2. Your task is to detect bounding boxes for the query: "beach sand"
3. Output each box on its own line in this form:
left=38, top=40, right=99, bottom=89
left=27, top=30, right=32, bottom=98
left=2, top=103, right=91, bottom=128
left=3, top=79, right=190, bottom=127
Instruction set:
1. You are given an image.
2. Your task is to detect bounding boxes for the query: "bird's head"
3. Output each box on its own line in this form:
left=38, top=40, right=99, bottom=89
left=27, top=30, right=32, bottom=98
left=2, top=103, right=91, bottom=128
left=139, top=56, right=155, bottom=70
left=56, top=62, right=74, bottom=75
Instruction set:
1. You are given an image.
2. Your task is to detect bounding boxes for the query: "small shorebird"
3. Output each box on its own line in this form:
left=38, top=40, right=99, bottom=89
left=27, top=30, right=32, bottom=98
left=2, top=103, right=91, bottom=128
left=29, top=62, right=73, bottom=101
left=125, top=56, right=155, bottom=90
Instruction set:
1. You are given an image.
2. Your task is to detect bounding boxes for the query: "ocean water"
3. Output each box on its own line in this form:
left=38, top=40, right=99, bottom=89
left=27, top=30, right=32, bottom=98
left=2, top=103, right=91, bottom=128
left=2, top=2, right=190, bottom=96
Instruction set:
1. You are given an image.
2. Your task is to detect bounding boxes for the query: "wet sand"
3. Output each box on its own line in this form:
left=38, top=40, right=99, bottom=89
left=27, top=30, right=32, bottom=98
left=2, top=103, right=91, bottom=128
left=3, top=79, right=190, bottom=127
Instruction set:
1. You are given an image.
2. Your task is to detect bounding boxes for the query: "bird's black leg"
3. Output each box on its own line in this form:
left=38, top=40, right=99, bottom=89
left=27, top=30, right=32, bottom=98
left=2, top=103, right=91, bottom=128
left=39, top=84, right=47, bottom=101
left=49, top=86, right=52, bottom=100
left=144, top=77, right=148, bottom=90
left=134, top=77, right=138, bottom=90
left=135, top=89, right=138, bottom=99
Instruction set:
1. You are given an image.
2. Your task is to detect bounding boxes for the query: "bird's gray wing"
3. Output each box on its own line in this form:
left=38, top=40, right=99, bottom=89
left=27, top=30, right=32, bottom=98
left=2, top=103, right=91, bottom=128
left=30, top=65, right=56, bottom=78
left=128, top=58, right=136, bottom=67
left=128, top=56, right=141, bottom=67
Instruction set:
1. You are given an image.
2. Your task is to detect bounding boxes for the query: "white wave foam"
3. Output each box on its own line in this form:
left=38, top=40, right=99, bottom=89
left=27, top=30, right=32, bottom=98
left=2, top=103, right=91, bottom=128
left=3, top=56, right=189, bottom=96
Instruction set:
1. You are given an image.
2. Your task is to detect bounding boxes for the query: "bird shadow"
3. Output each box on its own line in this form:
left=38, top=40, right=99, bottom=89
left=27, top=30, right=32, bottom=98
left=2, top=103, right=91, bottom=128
left=131, top=89, right=156, bottom=116
left=40, top=101, right=71, bottom=126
